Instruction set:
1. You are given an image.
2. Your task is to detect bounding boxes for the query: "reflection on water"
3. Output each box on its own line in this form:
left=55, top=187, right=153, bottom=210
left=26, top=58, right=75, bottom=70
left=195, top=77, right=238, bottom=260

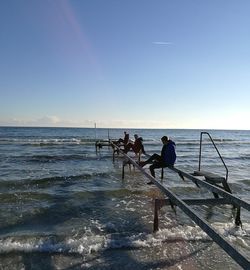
left=0, top=127, right=249, bottom=269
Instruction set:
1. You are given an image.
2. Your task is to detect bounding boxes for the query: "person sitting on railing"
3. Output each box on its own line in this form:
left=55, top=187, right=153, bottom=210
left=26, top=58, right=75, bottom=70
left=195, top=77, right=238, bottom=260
left=113, top=131, right=129, bottom=146
left=112, top=132, right=129, bottom=153
left=139, top=136, right=176, bottom=184
left=123, top=134, right=146, bottom=155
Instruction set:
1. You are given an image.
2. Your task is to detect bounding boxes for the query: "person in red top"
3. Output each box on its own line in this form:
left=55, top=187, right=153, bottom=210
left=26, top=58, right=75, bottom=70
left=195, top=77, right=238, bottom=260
left=119, top=131, right=129, bottom=145
left=124, top=134, right=146, bottom=155
left=114, top=131, right=129, bottom=146
left=112, top=131, right=129, bottom=154
left=112, top=131, right=129, bottom=147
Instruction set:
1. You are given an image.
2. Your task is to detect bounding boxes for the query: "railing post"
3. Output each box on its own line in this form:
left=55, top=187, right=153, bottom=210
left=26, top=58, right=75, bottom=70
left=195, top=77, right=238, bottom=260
left=122, top=163, right=125, bottom=179
left=235, top=207, right=242, bottom=227
left=198, top=132, right=203, bottom=171
left=153, top=199, right=160, bottom=232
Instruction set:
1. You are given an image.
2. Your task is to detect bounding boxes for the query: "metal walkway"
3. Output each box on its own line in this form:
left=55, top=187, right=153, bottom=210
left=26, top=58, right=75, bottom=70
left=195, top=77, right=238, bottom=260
left=108, top=135, right=250, bottom=270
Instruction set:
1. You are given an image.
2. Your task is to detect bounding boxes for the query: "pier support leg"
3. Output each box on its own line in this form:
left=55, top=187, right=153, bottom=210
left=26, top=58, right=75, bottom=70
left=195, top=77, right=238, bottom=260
left=222, top=181, right=232, bottom=194
left=153, top=199, right=167, bottom=232
left=153, top=201, right=159, bottom=232
left=178, top=172, right=185, bottom=181
left=122, top=164, right=125, bottom=179
left=212, top=192, right=219, bottom=198
left=235, top=207, right=242, bottom=227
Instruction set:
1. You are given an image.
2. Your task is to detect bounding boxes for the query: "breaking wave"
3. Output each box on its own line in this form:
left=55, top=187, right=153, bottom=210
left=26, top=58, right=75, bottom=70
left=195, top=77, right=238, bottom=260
left=0, top=223, right=249, bottom=255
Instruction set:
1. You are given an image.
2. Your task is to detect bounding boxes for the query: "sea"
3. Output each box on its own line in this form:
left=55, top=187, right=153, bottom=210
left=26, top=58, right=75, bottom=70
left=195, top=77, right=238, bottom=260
left=0, top=127, right=249, bottom=270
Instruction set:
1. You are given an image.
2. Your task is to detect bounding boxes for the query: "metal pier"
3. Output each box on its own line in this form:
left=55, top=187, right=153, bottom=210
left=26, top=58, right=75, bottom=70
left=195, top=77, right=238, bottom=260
left=108, top=134, right=250, bottom=270
left=95, top=140, right=111, bottom=153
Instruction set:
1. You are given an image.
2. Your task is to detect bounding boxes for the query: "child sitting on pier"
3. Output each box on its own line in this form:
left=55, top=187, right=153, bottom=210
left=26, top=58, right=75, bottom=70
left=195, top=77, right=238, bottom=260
left=113, top=131, right=129, bottom=146
left=123, top=134, right=146, bottom=155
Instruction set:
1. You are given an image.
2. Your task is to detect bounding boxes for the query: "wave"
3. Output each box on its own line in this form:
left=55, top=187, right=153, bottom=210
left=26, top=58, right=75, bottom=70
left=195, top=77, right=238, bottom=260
left=0, top=138, right=98, bottom=146
left=177, top=140, right=250, bottom=147
left=224, top=154, right=250, bottom=161
left=0, top=227, right=214, bottom=255
left=0, top=222, right=249, bottom=255
left=0, top=172, right=112, bottom=188
left=3, top=152, right=114, bottom=164
left=2, top=136, right=250, bottom=147
left=26, top=154, right=93, bottom=162
left=241, top=179, right=250, bottom=186
left=4, top=152, right=114, bottom=164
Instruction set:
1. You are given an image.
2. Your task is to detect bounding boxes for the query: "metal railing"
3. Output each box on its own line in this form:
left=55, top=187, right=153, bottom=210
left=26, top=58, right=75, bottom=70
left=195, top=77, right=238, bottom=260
left=198, top=132, right=228, bottom=181
left=110, top=141, right=250, bottom=269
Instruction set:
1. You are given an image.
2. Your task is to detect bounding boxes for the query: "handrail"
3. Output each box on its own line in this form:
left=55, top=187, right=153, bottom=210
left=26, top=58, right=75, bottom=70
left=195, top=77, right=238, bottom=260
left=110, top=142, right=250, bottom=269
left=198, top=132, right=228, bottom=181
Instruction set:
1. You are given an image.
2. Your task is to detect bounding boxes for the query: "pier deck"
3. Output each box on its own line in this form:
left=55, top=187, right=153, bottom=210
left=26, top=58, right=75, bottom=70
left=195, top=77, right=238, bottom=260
left=107, top=140, right=250, bottom=269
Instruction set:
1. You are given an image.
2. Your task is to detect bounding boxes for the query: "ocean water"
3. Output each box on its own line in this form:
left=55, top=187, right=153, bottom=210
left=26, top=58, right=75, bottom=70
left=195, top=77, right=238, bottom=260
left=0, top=127, right=249, bottom=270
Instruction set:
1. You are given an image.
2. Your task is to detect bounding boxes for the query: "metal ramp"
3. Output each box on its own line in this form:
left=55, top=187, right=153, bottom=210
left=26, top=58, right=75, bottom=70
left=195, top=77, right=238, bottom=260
left=108, top=132, right=250, bottom=269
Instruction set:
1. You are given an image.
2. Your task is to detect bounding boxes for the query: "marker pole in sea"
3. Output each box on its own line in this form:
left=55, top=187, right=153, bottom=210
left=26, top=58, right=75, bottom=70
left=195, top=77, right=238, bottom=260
left=94, top=123, right=97, bottom=141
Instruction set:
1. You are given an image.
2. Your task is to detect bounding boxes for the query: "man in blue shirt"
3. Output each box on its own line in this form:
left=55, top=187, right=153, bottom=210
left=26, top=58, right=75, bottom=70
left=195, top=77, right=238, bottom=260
left=139, top=136, right=176, bottom=184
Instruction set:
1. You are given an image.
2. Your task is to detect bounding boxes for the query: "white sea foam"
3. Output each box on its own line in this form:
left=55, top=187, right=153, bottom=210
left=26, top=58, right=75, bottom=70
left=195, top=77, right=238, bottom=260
left=0, top=222, right=248, bottom=255
left=1, top=127, right=250, bottom=270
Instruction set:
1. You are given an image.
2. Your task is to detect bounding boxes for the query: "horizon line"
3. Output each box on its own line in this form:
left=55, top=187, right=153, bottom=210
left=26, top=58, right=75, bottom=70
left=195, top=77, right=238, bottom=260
left=0, top=125, right=249, bottom=132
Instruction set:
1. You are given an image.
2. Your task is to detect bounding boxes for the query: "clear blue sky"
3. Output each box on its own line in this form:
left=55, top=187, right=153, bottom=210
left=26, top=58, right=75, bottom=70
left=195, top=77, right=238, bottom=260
left=0, top=0, right=250, bottom=129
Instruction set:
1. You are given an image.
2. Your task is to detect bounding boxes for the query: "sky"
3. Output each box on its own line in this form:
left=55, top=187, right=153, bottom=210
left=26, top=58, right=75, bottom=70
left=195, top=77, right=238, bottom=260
left=0, top=0, right=250, bottom=130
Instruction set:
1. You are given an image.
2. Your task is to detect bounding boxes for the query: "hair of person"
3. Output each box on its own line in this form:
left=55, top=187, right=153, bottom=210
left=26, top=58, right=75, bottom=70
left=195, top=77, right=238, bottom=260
left=161, top=136, right=168, bottom=141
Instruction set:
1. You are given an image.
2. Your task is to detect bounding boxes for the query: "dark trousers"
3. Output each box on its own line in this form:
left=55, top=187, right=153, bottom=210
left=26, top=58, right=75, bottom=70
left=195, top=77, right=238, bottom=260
left=144, top=154, right=167, bottom=177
